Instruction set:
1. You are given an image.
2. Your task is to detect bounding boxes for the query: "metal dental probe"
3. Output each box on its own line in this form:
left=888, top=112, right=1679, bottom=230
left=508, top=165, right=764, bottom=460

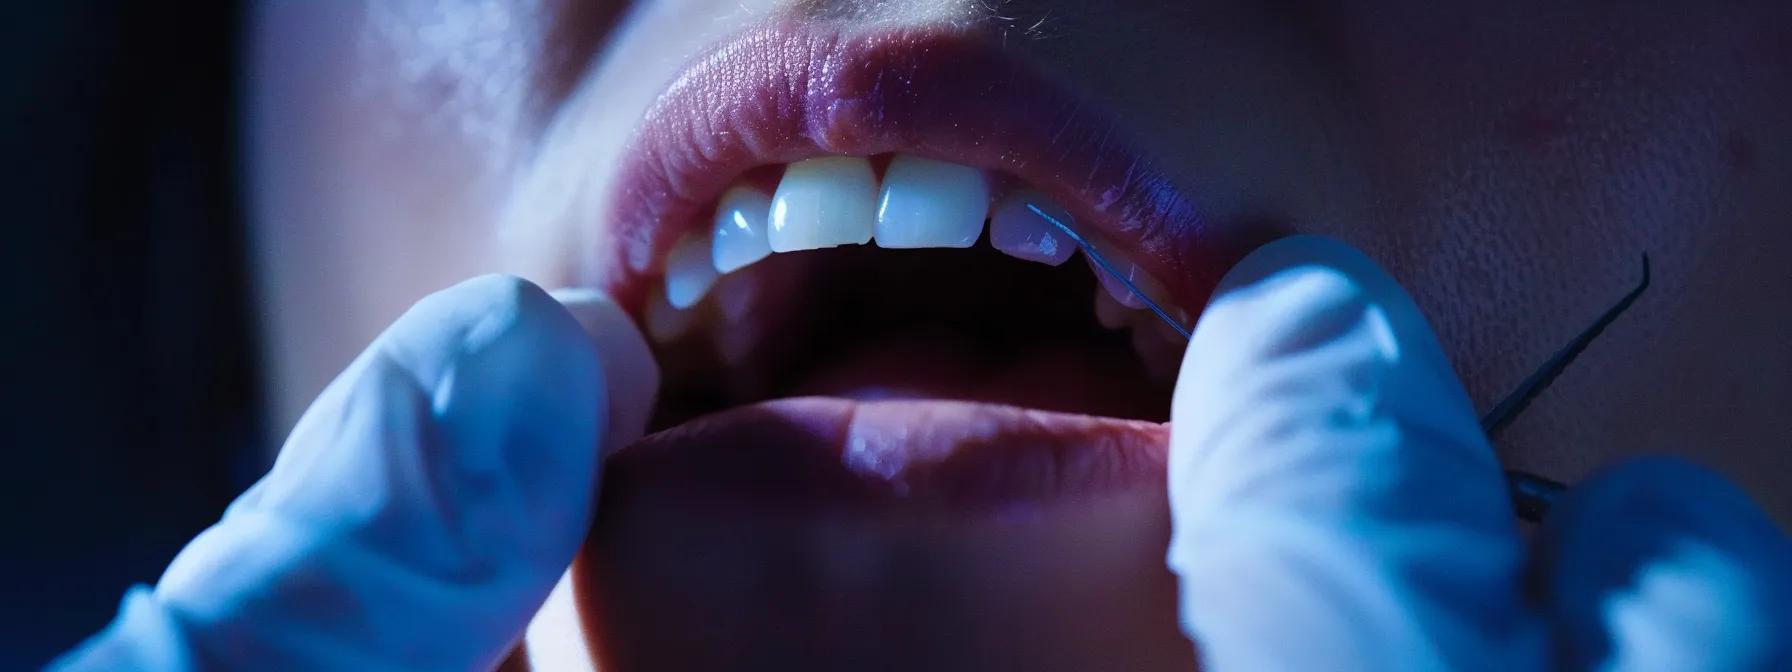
left=1026, top=201, right=1651, bottom=522
left=1480, top=254, right=1651, bottom=521
left=1026, top=203, right=1193, bottom=339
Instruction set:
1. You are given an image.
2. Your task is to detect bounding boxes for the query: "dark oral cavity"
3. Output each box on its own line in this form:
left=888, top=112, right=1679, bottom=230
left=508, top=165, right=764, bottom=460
left=646, top=242, right=1175, bottom=432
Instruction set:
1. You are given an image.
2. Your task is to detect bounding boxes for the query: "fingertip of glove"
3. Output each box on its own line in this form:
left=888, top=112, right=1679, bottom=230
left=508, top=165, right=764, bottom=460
left=1168, top=234, right=1495, bottom=507
left=550, top=287, right=661, bottom=454
left=1202, top=235, right=1419, bottom=339
left=382, top=276, right=658, bottom=455
left=1536, top=456, right=1792, bottom=669
left=1213, top=235, right=1386, bottom=295
left=388, top=275, right=603, bottom=395
left=1176, top=235, right=1437, bottom=401
left=392, top=275, right=608, bottom=548
left=1544, top=456, right=1790, bottom=563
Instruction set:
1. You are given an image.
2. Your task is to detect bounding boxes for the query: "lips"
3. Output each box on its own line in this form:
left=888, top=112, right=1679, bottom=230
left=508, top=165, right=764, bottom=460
left=594, top=20, right=1246, bottom=314
left=581, top=401, right=1193, bottom=671
left=565, top=18, right=1247, bottom=670
left=613, top=397, right=1169, bottom=508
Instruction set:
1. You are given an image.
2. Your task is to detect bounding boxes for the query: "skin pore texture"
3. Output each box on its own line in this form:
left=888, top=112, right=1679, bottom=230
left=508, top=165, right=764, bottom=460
left=249, top=0, right=1792, bottom=667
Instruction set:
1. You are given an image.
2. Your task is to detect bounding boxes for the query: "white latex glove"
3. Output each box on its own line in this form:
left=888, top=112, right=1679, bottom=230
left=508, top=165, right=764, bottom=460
left=53, top=276, right=656, bottom=671
left=1166, top=236, right=1791, bottom=671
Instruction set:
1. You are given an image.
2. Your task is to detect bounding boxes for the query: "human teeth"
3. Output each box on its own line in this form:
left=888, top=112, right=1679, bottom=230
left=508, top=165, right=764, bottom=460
left=769, top=156, right=876, bottom=252
left=989, top=191, right=1075, bottom=266
left=1093, top=287, right=1129, bottom=330
left=874, top=154, right=989, bottom=248
left=1083, top=236, right=1171, bottom=310
left=664, top=233, right=719, bottom=309
left=706, top=273, right=758, bottom=365
left=1131, top=321, right=1183, bottom=385
left=644, top=286, right=697, bottom=343
left=710, top=185, right=774, bottom=273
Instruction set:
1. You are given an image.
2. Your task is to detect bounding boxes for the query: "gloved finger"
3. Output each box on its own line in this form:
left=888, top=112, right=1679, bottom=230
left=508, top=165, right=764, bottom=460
left=1166, top=236, right=1543, bottom=670
left=519, top=288, right=661, bottom=669
left=551, top=287, right=659, bottom=455
left=56, top=275, right=643, bottom=670
left=1532, top=456, right=1792, bottom=671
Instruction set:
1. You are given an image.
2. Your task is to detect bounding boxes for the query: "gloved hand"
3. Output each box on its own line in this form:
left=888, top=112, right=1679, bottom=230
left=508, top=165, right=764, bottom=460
left=53, top=276, right=657, bottom=671
left=1165, top=236, right=1792, bottom=671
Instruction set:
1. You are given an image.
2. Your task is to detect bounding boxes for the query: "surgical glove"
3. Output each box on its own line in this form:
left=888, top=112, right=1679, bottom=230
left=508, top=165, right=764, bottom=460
left=1166, top=236, right=1791, bottom=670
left=53, top=275, right=657, bottom=671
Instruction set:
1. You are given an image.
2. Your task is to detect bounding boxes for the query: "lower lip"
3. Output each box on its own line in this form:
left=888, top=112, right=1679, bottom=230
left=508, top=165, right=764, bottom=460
left=576, top=399, right=1195, bottom=670
left=608, top=397, right=1168, bottom=507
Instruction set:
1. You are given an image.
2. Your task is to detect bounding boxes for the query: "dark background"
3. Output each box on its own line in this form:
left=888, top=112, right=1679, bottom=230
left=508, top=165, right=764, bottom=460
left=2, top=3, right=263, bottom=667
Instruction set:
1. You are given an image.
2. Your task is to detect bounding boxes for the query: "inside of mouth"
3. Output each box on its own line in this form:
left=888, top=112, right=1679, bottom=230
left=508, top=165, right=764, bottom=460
left=648, top=241, right=1175, bottom=432
left=642, top=154, right=1183, bottom=432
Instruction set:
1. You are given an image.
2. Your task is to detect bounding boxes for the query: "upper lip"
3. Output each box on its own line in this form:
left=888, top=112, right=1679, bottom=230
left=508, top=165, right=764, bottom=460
left=594, top=19, right=1250, bottom=316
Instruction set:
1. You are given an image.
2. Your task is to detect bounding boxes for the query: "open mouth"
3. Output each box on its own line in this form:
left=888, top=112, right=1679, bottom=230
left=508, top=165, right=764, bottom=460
left=571, top=19, right=1265, bottom=671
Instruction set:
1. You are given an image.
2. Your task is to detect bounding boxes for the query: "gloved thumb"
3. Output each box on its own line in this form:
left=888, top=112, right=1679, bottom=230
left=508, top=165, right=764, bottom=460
left=1532, top=456, right=1792, bottom=671
left=1165, top=236, right=1542, bottom=670
left=55, top=275, right=653, bottom=670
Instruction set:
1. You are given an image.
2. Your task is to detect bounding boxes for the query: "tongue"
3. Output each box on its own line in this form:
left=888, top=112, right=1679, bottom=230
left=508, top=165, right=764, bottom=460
left=787, top=329, right=1171, bottom=421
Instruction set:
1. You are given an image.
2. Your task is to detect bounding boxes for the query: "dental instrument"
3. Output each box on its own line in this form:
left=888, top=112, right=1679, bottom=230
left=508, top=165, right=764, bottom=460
left=1026, top=202, right=1652, bottom=522
left=1026, top=203, right=1193, bottom=339
left=1479, top=255, right=1650, bottom=519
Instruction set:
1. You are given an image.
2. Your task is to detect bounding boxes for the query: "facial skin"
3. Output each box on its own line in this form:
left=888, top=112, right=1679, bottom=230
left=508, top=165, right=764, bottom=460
left=250, top=0, right=1792, bottom=667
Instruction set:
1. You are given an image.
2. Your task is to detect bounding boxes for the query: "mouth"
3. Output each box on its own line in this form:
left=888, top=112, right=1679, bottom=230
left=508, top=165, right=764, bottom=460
left=573, top=18, right=1262, bottom=671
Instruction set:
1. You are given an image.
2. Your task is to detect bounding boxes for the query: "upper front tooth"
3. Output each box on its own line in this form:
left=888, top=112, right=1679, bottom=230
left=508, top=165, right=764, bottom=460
left=989, top=190, right=1075, bottom=265
left=769, top=156, right=876, bottom=252
left=874, top=154, right=988, bottom=249
left=665, top=232, right=718, bottom=309
left=711, top=184, right=774, bottom=273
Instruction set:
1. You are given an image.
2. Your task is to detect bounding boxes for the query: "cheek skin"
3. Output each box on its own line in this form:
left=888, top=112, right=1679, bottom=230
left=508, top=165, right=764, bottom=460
left=249, top=0, right=556, bottom=429
left=1323, top=2, right=1792, bottom=522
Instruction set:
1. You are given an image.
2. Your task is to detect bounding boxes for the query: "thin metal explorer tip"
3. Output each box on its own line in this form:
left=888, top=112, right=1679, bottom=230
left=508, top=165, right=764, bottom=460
left=1482, top=253, right=1652, bottom=438
left=1491, top=253, right=1651, bottom=522
left=1025, top=202, right=1193, bottom=340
